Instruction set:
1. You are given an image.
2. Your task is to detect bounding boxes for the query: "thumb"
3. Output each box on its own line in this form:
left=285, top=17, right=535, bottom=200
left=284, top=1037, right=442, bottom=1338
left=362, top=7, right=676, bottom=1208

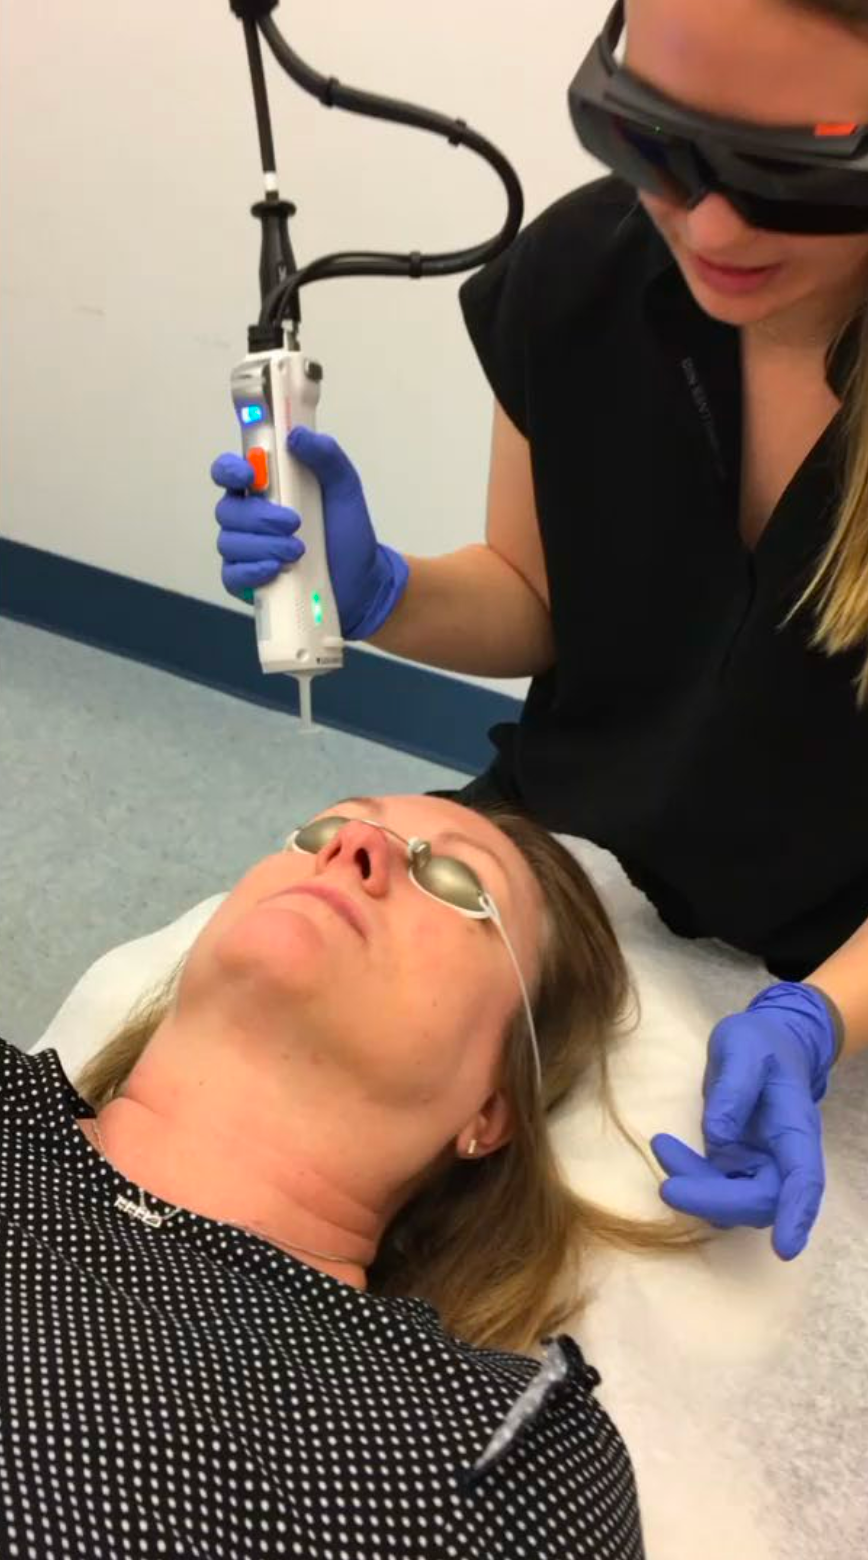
left=287, top=426, right=360, bottom=497
left=702, top=1015, right=771, bottom=1147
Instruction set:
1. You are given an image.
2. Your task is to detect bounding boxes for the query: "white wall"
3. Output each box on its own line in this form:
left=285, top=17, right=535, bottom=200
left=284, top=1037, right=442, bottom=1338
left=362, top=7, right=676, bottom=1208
left=0, top=0, right=608, bottom=692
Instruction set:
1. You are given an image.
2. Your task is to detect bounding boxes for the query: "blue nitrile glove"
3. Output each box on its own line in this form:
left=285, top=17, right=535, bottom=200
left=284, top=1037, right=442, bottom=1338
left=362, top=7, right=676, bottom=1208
left=651, top=982, right=842, bottom=1260
left=211, top=450, right=303, bottom=601
left=211, top=427, right=409, bottom=638
left=651, top=1135, right=783, bottom=1230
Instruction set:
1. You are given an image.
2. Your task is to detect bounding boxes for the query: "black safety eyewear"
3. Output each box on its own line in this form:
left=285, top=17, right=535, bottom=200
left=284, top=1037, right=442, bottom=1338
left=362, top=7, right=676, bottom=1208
left=568, top=0, right=868, bottom=234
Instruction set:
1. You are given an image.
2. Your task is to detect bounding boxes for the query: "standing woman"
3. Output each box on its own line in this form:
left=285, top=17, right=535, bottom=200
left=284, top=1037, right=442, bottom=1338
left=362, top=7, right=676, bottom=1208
left=213, top=0, right=868, bottom=1260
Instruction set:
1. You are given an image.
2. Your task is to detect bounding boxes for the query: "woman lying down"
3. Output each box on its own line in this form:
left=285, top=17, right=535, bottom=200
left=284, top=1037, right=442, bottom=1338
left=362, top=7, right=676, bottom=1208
left=1, top=792, right=689, bottom=1559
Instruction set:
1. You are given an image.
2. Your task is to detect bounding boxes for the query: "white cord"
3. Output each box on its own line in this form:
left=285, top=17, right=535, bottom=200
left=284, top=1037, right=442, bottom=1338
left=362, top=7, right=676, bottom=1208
left=481, top=894, right=543, bottom=1093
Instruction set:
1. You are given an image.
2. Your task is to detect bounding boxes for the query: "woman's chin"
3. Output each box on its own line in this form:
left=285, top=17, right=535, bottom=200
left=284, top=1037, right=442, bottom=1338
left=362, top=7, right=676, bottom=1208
left=687, top=281, right=791, bottom=327
left=207, top=910, right=333, bottom=998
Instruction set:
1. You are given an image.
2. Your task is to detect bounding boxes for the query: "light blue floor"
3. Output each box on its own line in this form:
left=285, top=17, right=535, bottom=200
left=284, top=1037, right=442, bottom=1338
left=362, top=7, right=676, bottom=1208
left=1, top=620, right=463, bottom=1049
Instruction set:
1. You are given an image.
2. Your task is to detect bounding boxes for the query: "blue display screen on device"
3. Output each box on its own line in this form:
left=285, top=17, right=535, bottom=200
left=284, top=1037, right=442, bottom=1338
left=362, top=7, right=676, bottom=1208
left=240, top=405, right=264, bottom=424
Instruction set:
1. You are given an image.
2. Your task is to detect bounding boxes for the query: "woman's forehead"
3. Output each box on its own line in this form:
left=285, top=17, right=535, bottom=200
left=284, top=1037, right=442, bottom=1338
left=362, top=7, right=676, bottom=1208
left=626, top=0, right=868, bottom=125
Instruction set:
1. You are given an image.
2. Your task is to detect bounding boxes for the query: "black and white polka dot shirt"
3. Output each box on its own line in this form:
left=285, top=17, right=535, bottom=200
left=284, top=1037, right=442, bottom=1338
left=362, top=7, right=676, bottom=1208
left=0, top=1039, right=644, bottom=1559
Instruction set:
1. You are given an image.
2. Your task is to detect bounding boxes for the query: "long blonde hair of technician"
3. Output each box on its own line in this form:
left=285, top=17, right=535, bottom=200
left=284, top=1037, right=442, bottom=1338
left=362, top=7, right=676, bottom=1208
left=787, top=0, right=868, bottom=700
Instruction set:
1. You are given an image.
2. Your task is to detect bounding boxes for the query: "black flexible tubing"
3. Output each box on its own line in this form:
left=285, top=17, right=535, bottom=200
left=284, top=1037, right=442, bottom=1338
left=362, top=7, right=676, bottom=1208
left=256, top=12, right=524, bottom=325
left=242, top=17, right=278, bottom=179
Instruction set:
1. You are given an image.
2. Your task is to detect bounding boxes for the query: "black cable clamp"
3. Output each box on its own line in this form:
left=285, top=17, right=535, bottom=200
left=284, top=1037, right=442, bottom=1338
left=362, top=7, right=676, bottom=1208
left=229, top=0, right=278, bottom=18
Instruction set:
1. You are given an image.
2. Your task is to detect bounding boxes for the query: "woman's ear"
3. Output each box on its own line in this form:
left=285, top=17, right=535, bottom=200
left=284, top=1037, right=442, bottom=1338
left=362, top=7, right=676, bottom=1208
left=457, top=1089, right=513, bottom=1159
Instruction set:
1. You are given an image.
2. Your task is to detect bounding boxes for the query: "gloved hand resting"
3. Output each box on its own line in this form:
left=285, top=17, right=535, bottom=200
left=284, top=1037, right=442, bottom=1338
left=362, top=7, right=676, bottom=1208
left=211, top=426, right=409, bottom=639
left=652, top=981, right=842, bottom=1260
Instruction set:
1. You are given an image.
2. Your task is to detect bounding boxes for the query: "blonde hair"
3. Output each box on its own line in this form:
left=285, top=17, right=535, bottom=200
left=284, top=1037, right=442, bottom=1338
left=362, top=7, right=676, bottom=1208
left=76, top=806, right=697, bottom=1355
left=785, top=0, right=868, bottom=700
left=794, top=307, right=868, bottom=699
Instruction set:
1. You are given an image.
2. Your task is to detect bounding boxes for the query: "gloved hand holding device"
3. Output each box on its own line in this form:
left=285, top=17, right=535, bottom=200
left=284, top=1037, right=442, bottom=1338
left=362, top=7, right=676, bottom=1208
left=212, top=426, right=409, bottom=639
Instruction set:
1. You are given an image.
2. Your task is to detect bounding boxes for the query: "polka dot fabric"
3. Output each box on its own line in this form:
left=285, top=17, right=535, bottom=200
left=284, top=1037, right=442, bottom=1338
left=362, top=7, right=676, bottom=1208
left=0, top=1040, right=644, bottom=1559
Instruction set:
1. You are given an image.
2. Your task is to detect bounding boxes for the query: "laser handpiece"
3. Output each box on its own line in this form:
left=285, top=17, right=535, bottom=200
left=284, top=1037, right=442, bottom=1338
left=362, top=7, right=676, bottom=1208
left=230, top=336, right=342, bottom=733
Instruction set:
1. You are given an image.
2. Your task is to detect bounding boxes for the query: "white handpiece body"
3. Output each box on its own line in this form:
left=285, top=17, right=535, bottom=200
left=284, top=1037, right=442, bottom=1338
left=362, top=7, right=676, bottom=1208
left=230, top=349, right=343, bottom=677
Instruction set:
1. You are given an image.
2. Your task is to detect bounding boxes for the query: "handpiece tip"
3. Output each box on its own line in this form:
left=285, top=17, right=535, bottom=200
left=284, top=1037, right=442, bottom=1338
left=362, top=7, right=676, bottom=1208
left=297, top=674, right=318, bottom=734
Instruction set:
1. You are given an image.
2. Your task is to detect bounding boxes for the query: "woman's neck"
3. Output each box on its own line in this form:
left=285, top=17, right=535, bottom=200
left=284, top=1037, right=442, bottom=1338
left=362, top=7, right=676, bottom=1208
left=74, top=1011, right=415, bottom=1289
left=78, top=1098, right=375, bottom=1288
left=745, top=280, right=863, bottom=356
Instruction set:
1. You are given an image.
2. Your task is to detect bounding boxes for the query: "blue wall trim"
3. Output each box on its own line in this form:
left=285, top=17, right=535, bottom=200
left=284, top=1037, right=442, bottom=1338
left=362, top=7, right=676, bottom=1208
left=0, top=540, right=522, bottom=775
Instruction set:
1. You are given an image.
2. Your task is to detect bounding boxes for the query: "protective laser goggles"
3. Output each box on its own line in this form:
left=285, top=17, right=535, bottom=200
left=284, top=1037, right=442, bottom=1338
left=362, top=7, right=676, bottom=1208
left=569, top=0, right=868, bottom=234
left=286, top=815, right=543, bottom=1091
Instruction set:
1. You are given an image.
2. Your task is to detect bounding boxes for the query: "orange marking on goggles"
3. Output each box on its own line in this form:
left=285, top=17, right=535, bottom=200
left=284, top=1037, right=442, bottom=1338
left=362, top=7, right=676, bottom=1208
left=813, top=122, right=858, bottom=137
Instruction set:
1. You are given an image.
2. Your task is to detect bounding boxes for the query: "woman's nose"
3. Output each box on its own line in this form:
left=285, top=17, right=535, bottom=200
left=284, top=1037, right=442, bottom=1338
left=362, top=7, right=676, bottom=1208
left=681, top=191, right=757, bottom=253
left=316, top=820, right=393, bottom=896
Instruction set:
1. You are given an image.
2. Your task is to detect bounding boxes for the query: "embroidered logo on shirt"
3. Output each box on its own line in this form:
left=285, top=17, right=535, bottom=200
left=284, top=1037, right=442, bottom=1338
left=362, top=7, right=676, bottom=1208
left=681, top=355, right=727, bottom=479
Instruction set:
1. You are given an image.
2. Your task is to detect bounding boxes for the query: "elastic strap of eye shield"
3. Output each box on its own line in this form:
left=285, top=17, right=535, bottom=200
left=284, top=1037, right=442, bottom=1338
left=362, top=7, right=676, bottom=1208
left=412, top=873, right=543, bottom=1095
left=402, top=835, right=542, bottom=1093
left=480, top=895, right=544, bottom=1096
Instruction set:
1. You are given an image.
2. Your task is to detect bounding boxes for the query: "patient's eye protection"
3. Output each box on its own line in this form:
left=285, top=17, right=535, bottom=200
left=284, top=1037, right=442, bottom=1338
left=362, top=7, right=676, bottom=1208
left=287, top=814, right=493, bottom=917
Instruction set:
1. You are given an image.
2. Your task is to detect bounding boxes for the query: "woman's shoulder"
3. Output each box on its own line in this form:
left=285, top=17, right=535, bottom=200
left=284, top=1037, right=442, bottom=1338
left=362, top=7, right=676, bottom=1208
left=1, top=1034, right=31, bottom=1094
left=449, top=1329, right=603, bottom=1398
left=523, top=174, right=644, bottom=255
left=0, top=1036, right=77, bottom=1121
left=446, top=1332, right=639, bottom=1536
left=445, top=1329, right=616, bottom=1451
left=0, top=1037, right=41, bottom=1134
left=458, top=176, right=669, bottom=432
left=461, top=174, right=664, bottom=333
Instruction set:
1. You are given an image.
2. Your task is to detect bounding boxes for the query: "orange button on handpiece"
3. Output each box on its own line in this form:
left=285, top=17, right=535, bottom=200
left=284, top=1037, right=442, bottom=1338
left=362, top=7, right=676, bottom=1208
left=247, top=447, right=269, bottom=493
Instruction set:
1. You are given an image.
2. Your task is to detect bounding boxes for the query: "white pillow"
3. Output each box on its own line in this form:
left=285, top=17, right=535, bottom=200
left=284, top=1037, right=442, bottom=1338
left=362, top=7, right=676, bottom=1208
left=32, top=841, right=868, bottom=1560
left=33, top=894, right=226, bottom=1076
left=552, top=841, right=868, bottom=1560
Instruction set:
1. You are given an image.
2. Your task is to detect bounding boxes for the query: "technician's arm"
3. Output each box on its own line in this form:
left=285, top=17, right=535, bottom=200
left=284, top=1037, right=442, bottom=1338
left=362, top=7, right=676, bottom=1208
left=808, top=912, right=868, bottom=1056
left=370, top=402, right=554, bottom=677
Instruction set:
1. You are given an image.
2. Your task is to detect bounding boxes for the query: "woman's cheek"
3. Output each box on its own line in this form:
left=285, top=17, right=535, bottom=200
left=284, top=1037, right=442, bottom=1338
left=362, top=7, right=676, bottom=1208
left=402, top=901, right=442, bottom=957
left=403, top=906, right=482, bottom=991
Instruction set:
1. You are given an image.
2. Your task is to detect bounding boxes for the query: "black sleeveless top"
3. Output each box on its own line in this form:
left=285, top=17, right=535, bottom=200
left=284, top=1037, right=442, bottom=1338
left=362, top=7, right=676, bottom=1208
left=459, top=175, right=867, bottom=979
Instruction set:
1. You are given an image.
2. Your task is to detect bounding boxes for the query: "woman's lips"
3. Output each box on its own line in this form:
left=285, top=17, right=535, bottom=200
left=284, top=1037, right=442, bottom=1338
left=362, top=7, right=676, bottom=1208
left=264, top=883, right=368, bottom=939
left=690, top=252, right=782, bottom=296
